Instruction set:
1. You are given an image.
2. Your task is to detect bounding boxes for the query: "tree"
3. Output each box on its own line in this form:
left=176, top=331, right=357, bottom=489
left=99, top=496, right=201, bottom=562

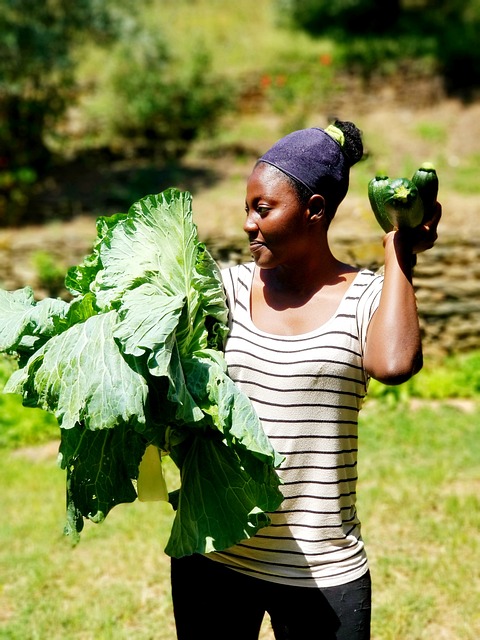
left=0, top=0, right=122, bottom=167
left=279, top=0, right=401, bottom=35
left=0, top=0, right=121, bottom=223
left=0, top=2, right=235, bottom=225
left=279, top=0, right=480, bottom=93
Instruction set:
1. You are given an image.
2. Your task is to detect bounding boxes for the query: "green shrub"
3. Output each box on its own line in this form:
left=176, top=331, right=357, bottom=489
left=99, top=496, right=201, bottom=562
left=436, top=21, right=480, bottom=94
left=0, top=167, right=38, bottom=226
left=277, top=0, right=480, bottom=92
left=368, top=350, right=480, bottom=403
left=336, top=34, right=437, bottom=78
left=277, top=0, right=401, bottom=35
left=100, top=25, right=235, bottom=159
left=31, top=250, right=68, bottom=298
left=259, top=52, right=338, bottom=130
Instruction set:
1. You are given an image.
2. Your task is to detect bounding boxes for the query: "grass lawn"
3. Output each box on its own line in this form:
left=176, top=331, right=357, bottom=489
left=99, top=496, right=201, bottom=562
left=0, top=446, right=177, bottom=640
left=1, top=398, right=479, bottom=639
left=359, top=399, right=480, bottom=639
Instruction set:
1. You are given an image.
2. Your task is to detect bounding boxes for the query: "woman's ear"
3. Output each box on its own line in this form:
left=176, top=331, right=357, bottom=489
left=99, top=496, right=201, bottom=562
left=306, top=194, right=326, bottom=224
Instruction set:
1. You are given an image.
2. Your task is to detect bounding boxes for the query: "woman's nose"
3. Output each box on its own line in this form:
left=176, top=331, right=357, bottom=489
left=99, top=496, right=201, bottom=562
left=243, top=210, right=258, bottom=234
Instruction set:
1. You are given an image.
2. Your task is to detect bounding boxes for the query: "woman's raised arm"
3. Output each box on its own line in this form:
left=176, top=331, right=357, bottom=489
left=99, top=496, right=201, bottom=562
left=364, top=203, right=441, bottom=384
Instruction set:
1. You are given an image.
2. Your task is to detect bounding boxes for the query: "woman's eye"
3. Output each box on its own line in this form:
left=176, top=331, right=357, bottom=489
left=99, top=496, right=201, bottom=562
left=245, top=202, right=270, bottom=216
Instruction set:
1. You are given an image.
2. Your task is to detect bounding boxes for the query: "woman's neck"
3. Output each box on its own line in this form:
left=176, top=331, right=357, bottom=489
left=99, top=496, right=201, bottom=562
left=259, top=251, right=353, bottom=300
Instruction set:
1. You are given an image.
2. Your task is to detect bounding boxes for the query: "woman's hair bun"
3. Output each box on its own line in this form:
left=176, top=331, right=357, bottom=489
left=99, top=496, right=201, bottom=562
left=331, top=119, right=364, bottom=167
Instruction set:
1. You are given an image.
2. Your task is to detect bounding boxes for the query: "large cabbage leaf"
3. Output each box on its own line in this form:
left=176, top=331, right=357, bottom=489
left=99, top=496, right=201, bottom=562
left=0, top=189, right=283, bottom=557
left=5, top=311, right=149, bottom=431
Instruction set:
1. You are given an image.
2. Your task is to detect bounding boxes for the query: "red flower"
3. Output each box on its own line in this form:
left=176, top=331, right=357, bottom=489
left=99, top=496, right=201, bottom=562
left=260, top=75, right=272, bottom=88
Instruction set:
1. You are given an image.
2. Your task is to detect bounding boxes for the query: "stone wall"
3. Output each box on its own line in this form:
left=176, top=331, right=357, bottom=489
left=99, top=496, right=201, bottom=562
left=413, top=235, right=480, bottom=357
left=0, top=223, right=478, bottom=360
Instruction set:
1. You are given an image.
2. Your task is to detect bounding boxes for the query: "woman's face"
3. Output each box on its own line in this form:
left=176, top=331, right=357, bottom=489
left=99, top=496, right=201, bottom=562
left=244, top=163, right=314, bottom=269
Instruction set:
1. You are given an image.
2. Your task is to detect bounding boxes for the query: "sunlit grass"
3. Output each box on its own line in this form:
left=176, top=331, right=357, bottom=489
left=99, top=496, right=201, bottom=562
left=359, top=401, right=480, bottom=639
left=0, top=448, right=177, bottom=640
left=0, top=355, right=58, bottom=448
left=2, top=344, right=480, bottom=639
left=1, top=399, right=479, bottom=638
left=414, top=121, right=448, bottom=144
left=449, top=153, right=480, bottom=195
left=141, top=0, right=332, bottom=75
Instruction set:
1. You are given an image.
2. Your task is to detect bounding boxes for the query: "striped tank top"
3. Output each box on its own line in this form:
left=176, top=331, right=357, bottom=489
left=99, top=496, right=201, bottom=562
left=208, top=262, right=383, bottom=588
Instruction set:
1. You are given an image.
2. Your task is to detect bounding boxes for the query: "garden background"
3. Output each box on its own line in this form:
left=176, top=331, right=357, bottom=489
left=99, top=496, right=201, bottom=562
left=1, top=1, right=479, bottom=638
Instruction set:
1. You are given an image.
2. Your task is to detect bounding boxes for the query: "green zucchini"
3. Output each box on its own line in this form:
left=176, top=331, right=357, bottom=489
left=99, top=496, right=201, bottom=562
left=411, top=162, right=439, bottom=221
left=369, top=175, right=424, bottom=232
left=368, top=174, right=392, bottom=233
left=383, top=177, right=424, bottom=230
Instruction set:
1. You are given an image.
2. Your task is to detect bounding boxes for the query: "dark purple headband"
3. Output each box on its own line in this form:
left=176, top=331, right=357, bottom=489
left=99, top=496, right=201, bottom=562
left=258, top=127, right=349, bottom=204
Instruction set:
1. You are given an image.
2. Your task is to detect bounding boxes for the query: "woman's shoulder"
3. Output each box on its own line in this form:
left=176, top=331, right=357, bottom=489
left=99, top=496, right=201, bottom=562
left=221, top=261, right=255, bottom=275
left=357, top=266, right=383, bottom=280
left=354, top=268, right=384, bottom=303
left=221, top=262, right=255, bottom=302
left=221, top=262, right=255, bottom=284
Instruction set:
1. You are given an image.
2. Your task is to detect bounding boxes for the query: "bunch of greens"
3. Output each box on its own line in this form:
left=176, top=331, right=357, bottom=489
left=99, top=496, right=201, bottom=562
left=0, top=189, right=283, bottom=557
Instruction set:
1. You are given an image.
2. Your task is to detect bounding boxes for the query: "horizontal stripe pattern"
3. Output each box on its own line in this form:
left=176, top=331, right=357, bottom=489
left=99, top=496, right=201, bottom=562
left=209, top=263, right=383, bottom=588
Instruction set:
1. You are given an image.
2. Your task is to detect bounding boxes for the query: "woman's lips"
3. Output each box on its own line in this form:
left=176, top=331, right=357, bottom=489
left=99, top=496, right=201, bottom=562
left=249, top=241, right=265, bottom=253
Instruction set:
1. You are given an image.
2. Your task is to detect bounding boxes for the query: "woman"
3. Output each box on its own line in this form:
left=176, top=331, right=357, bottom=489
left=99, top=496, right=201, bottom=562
left=171, top=120, right=441, bottom=639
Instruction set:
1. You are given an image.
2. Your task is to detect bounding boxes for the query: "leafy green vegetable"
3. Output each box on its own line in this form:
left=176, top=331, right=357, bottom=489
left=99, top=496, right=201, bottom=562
left=0, top=189, right=283, bottom=557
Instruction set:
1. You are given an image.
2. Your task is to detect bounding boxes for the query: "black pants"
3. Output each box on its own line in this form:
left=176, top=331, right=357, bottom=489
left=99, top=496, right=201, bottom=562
left=171, top=554, right=371, bottom=640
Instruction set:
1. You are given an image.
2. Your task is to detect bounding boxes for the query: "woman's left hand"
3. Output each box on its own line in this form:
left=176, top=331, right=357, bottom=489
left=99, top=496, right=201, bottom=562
left=411, top=201, right=442, bottom=254
left=383, top=201, right=442, bottom=261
